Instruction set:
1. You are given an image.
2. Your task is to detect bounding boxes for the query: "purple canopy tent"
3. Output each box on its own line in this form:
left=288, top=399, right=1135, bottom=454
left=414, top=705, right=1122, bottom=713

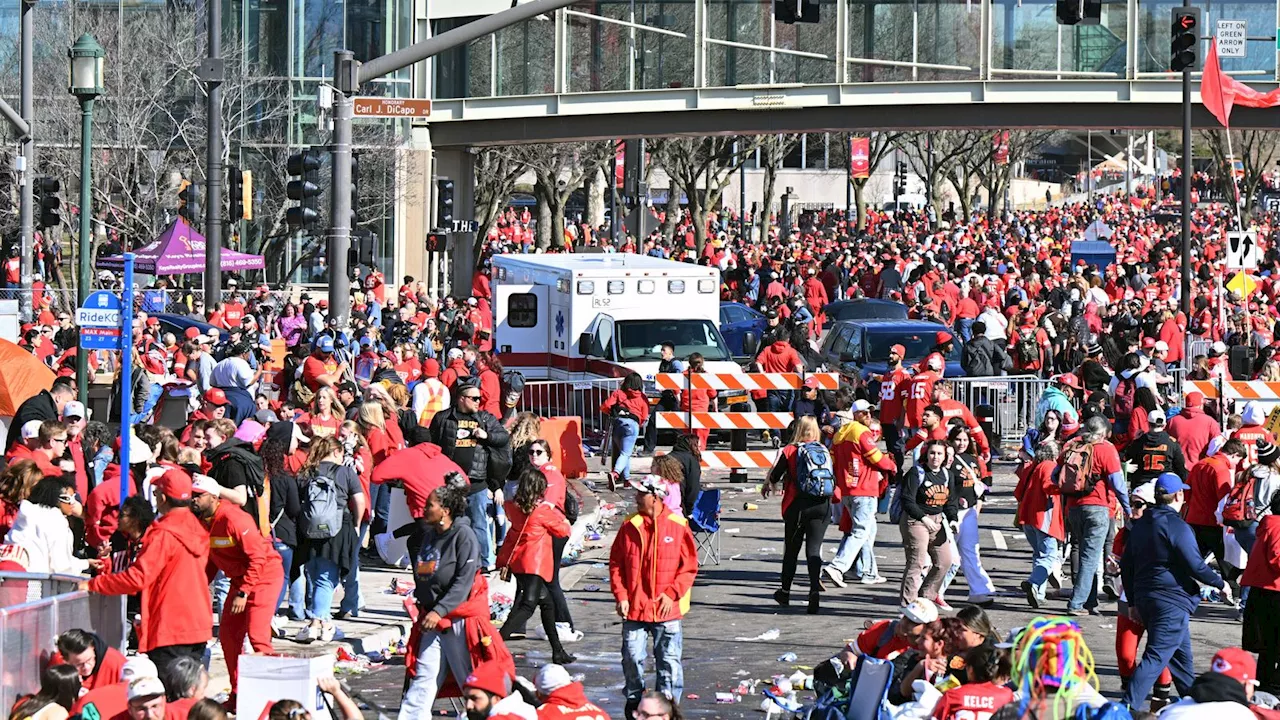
left=96, top=217, right=265, bottom=275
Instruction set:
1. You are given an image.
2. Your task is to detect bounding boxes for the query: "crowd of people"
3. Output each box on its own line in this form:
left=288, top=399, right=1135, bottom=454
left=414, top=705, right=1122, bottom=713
left=3, top=185, right=1280, bottom=719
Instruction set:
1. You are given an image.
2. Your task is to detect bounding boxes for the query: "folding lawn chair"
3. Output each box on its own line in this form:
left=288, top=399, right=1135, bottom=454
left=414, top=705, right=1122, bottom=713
left=690, top=489, right=722, bottom=565
left=846, top=654, right=894, bottom=720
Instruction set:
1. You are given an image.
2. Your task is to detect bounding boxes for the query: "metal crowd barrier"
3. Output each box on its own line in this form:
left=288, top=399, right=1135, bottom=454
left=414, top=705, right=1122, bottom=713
left=946, top=375, right=1051, bottom=446
left=0, top=572, right=128, bottom=714
left=517, top=378, right=623, bottom=439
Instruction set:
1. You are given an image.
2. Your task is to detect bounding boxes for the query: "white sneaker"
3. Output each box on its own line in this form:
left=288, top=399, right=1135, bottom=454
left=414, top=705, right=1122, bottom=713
left=823, top=565, right=848, bottom=589
left=270, top=615, right=287, bottom=638
left=860, top=575, right=889, bottom=585
left=295, top=624, right=316, bottom=643
left=320, top=623, right=337, bottom=643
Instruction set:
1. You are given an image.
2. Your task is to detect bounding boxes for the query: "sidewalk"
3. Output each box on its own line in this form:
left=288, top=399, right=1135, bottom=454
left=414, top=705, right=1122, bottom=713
left=204, top=476, right=612, bottom=696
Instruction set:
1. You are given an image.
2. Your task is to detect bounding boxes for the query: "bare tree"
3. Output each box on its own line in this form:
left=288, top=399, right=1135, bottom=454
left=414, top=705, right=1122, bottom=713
left=974, top=130, right=1063, bottom=215
left=649, top=136, right=764, bottom=252
left=525, top=142, right=614, bottom=249
left=894, top=131, right=985, bottom=213
left=1200, top=130, right=1280, bottom=221
left=473, top=147, right=531, bottom=260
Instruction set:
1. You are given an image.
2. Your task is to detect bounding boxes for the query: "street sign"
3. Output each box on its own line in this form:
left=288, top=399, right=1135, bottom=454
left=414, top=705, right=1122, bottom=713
left=78, top=290, right=123, bottom=350
left=1227, top=230, right=1260, bottom=269
left=352, top=97, right=432, bottom=119
left=451, top=219, right=478, bottom=233
left=1227, top=271, right=1258, bottom=297
left=1218, top=20, right=1247, bottom=58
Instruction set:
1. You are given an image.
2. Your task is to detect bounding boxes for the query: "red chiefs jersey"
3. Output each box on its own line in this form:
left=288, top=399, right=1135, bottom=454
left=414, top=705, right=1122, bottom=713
left=931, top=682, right=1014, bottom=720
left=904, top=371, right=941, bottom=427
left=879, top=368, right=911, bottom=425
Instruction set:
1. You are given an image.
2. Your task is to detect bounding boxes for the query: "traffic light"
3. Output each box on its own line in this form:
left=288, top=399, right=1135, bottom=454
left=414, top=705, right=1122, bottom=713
left=227, top=166, right=243, bottom=222
left=286, top=149, right=322, bottom=228
left=1170, top=7, right=1202, bottom=72
left=350, top=153, right=361, bottom=227
left=896, top=161, right=907, bottom=177
left=435, top=178, right=454, bottom=230
left=177, top=178, right=202, bottom=222
left=36, top=177, right=63, bottom=229
left=426, top=232, right=449, bottom=253
left=774, top=0, right=818, bottom=23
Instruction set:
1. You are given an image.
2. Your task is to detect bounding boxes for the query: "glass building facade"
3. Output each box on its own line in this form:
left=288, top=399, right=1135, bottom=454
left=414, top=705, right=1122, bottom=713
left=0, top=0, right=415, bottom=283
left=430, top=0, right=1280, bottom=98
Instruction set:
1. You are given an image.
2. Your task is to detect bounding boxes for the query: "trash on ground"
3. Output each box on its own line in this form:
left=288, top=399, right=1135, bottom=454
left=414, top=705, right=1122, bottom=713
left=715, top=693, right=736, bottom=703
left=584, top=584, right=601, bottom=592
left=777, top=652, right=797, bottom=662
left=735, top=628, right=781, bottom=642
left=725, top=528, right=740, bottom=534
left=686, top=694, right=699, bottom=700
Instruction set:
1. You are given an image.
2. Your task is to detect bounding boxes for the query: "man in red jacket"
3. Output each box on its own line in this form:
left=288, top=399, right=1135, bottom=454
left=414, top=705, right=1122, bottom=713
left=1166, top=391, right=1221, bottom=466
left=52, top=628, right=127, bottom=693
left=86, top=468, right=212, bottom=672
left=534, top=664, right=611, bottom=720
left=824, top=400, right=896, bottom=590
left=371, top=443, right=467, bottom=560
left=1186, top=439, right=1246, bottom=575
left=190, top=474, right=283, bottom=693
left=609, top=476, right=698, bottom=720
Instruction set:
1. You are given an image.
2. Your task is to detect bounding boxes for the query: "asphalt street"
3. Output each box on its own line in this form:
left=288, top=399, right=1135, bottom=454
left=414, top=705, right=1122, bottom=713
left=344, top=463, right=1245, bottom=719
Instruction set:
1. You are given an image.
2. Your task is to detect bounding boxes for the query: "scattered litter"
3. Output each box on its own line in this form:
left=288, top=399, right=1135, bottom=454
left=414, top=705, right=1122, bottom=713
left=725, top=528, right=740, bottom=534
left=592, top=563, right=607, bottom=568
left=1097, top=624, right=1115, bottom=629
left=777, top=652, right=797, bottom=662
left=388, top=578, right=415, bottom=595
left=571, top=674, right=586, bottom=683
left=584, top=584, right=602, bottom=592
left=734, top=670, right=751, bottom=677
left=686, top=694, right=699, bottom=700
left=743, top=503, right=759, bottom=511
left=715, top=693, right=736, bottom=704
left=735, top=628, right=781, bottom=642
left=758, top=547, right=778, bottom=553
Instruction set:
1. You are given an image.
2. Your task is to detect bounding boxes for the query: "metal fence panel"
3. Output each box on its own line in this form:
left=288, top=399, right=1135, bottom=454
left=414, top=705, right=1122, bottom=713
left=517, top=378, right=623, bottom=442
left=0, top=573, right=128, bottom=715
left=947, top=375, right=1051, bottom=446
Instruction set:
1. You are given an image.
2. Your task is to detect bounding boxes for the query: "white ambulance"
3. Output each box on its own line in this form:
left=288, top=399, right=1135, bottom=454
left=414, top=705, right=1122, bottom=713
left=491, top=253, right=749, bottom=401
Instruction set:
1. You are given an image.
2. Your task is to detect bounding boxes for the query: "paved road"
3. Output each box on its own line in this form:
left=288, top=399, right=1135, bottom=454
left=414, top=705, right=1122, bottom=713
left=345, top=463, right=1244, bottom=719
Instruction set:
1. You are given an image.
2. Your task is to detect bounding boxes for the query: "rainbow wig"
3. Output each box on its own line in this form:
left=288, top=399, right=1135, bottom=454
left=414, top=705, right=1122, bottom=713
left=1011, top=616, right=1099, bottom=720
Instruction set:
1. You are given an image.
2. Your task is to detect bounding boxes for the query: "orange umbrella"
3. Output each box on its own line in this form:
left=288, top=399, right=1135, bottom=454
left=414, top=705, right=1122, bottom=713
left=0, top=339, right=56, bottom=417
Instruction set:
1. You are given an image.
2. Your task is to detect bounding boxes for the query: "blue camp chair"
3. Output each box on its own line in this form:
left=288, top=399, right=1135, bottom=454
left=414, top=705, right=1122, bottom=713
left=690, top=489, right=721, bottom=565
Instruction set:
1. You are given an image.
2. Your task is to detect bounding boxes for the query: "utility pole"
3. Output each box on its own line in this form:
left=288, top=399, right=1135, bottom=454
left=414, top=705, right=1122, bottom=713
left=202, top=0, right=224, bottom=308
left=325, top=0, right=587, bottom=318
left=1180, top=35, right=1192, bottom=318
left=19, top=0, right=34, bottom=322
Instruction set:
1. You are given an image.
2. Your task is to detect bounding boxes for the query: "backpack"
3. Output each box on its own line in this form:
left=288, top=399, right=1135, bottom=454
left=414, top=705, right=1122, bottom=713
left=962, top=340, right=991, bottom=377
left=502, top=369, right=526, bottom=398
left=1015, top=330, right=1040, bottom=366
left=1056, top=439, right=1099, bottom=496
left=1222, top=474, right=1259, bottom=528
left=795, top=441, right=835, bottom=499
left=301, top=468, right=343, bottom=540
left=1113, top=375, right=1137, bottom=420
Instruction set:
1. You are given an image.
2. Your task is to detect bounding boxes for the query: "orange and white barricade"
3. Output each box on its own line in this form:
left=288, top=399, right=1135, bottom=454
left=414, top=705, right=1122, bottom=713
left=1184, top=380, right=1280, bottom=403
left=656, top=372, right=840, bottom=468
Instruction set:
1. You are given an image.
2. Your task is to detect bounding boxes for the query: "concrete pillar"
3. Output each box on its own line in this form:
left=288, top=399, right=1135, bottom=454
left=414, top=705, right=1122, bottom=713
left=435, top=146, right=477, bottom=296
left=587, top=167, right=606, bottom=229
left=401, top=125, right=434, bottom=293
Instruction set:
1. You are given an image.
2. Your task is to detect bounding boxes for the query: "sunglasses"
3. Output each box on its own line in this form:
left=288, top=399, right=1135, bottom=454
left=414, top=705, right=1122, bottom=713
left=461, top=394, right=481, bottom=400
left=529, top=448, right=546, bottom=456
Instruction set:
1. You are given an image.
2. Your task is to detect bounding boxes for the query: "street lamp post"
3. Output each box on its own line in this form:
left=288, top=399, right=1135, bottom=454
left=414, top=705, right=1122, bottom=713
left=70, top=33, right=105, bottom=406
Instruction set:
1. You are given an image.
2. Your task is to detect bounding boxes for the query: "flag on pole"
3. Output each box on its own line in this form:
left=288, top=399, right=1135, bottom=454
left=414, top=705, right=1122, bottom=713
left=1201, top=38, right=1280, bottom=128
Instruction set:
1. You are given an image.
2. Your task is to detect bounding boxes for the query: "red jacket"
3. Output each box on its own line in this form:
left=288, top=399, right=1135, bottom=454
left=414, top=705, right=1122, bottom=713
left=478, top=368, right=502, bottom=417
left=537, top=683, right=612, bottom=720
left=203, top=500, right=283, bottom=594
left=88, top=507, right=212, bottom=652
left=1244, top=515, right=1280, bottom=592
left=1014, top=459, right=1066, bottom=541
left=50, top=644, right=126, bottom=692
left=1166, top=407, right=1221, bottom=465
left=1186, top=455, right=1233, bottom=527
left=403, top=573, right=515, bottom=698
left=372, top=443, right=465, bottom=518
left=609, top=510, right=698, bottom=623
left=601, top=389, right=650, bottom=425
left=440, top=359, right=470, bottom=393
left=497, top=501, right=569, bottom=581
left=833, top=421, right=895, bottom=499
left=84, top=464, right=135, bottom=549
left=1236, top=425, right=1276, bottom=467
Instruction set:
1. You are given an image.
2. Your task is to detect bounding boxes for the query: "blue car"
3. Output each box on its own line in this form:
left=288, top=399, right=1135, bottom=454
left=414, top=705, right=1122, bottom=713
left=719, top=301, right=767, bottom=357
left=821, top=298, right=909, bottom=330
left=819, top=319, right=965, bottom=397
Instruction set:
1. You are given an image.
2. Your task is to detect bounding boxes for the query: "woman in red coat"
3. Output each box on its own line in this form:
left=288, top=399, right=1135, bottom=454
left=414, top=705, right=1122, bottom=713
left=1013, top=439, right=1064, bottom=609
left=496, top=465, right=574, bottom=665
left=679, top=354, right=718, bottom=451
left=601, top=373, right=650, bottom=490
left=1243, top=491, right=1280, bottom=693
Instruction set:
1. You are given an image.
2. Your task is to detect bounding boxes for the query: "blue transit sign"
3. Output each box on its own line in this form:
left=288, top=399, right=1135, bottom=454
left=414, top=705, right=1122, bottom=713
left=78, top=290, right=123, bottom=351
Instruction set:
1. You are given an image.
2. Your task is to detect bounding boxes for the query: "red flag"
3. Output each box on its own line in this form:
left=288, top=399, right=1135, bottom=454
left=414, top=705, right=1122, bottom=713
left=1201, top=41, right=1232, bottom=127
left=849, top=137, right=870, bottom=179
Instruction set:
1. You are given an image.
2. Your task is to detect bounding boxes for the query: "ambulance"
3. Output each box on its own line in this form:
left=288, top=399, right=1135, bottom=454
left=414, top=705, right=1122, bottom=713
left=491, top=253, right=752, bottom=406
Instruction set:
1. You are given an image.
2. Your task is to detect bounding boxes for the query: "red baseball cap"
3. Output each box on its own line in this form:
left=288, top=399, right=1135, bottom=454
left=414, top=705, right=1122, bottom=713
left=1186, top=391, right=1205, bottom=408
left=890, top=344, right=907, bottom=358
left=803, top=376, right=820, bottom=389
left=935, top=331, right=953, bottom=345
left=463, top=662, right=512, bottom=697
left=154, top=468, right=193, bottom=502
left=184, top=327, right=201, bottom=340
left=423, top=358, right=440, bottom=378
left=1142, top=336, right=1156, bottom=349
left=1211, top=648, right=1258, bottom=686
left=204, top=388, right=229, bottom=406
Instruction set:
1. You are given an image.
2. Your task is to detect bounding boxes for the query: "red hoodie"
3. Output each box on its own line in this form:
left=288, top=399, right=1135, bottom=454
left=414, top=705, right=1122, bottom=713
left=84, top=464, right=135, bottom=548
left=89, top=507, right=212, bottom=652
left=203, top=500, right=283, bottom=593
left=1166, top=406, right=1222, bottom=465
left=371, top=443, right=466, bottom=517
left=537, top=683, right=612, bottom=720
left=601, top=389, right=649, bottom=425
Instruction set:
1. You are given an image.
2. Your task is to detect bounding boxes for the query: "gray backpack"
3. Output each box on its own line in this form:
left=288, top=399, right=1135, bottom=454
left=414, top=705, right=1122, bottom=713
left=301, top=469, right=343, bottom=540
